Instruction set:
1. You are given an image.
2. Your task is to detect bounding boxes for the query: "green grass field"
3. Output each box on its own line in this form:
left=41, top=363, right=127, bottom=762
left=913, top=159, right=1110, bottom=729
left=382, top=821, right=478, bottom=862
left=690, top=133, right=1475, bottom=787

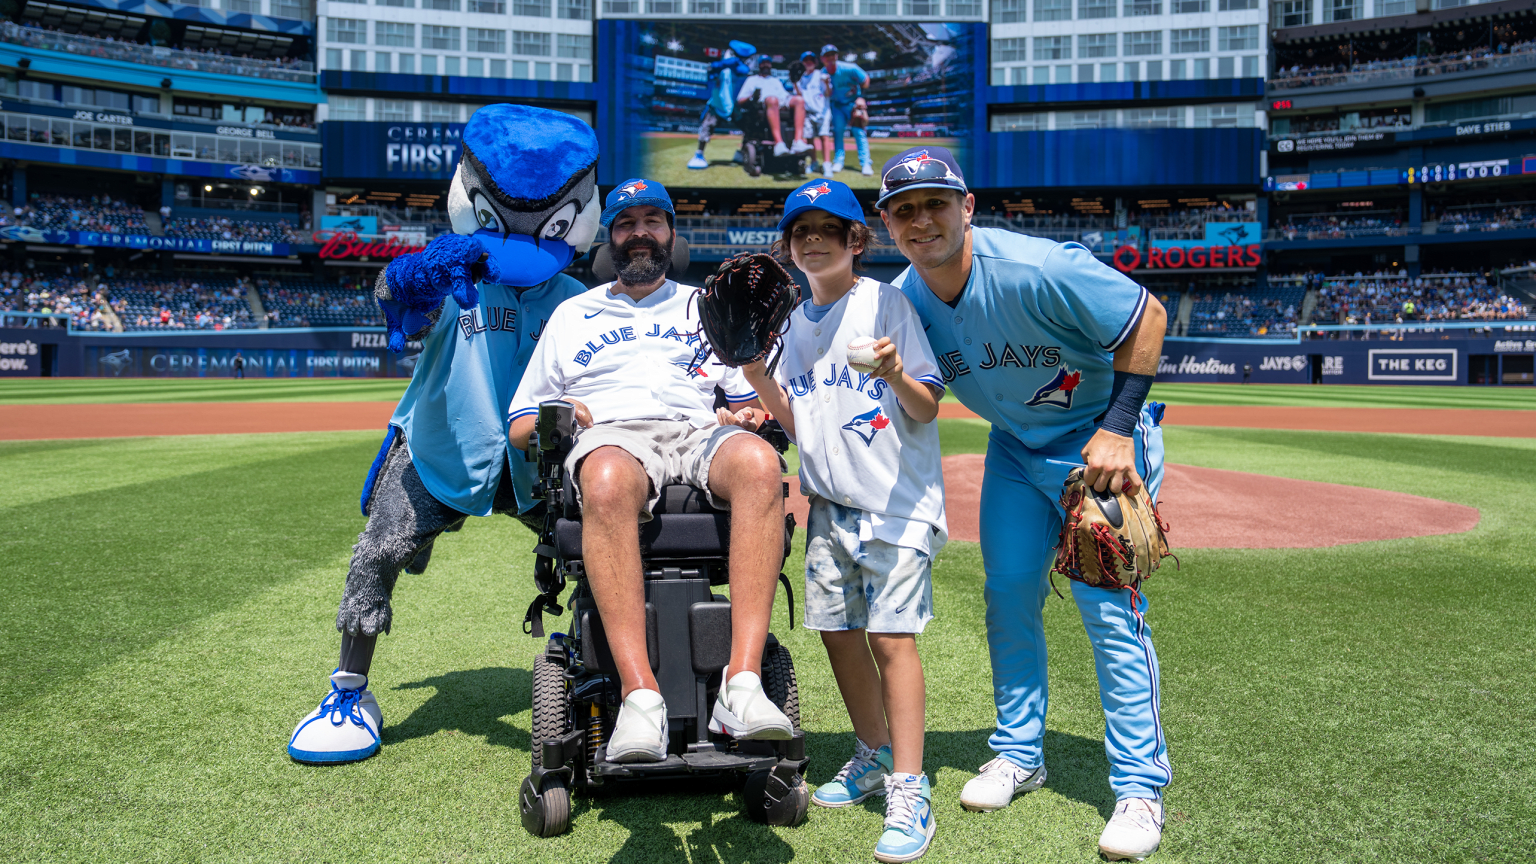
left=2, top=379, right=1533, bottom=861
left=643, top=134, right=938, bottom=191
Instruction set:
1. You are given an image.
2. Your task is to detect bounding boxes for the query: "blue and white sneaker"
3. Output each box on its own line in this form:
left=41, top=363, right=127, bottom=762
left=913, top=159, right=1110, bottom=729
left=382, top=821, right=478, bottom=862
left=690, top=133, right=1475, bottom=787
left=874, top=773, right=935, bottom=863
left=812, top=738, right=893, bottom=807
left=287, top=670, right=382, bottom=764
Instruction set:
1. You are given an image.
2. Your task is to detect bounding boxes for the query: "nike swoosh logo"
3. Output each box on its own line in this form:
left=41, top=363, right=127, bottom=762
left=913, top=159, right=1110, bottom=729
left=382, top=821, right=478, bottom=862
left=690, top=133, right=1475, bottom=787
left=922, top=324, right=931, bottom=331
left=584, top=310, right=603, bottom=319
left=895, top=605, right=909, bottom=615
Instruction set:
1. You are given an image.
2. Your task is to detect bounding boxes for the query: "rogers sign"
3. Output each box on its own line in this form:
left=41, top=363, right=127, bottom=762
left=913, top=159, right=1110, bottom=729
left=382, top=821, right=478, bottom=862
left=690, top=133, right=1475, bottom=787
left=1112, top=244, right=1261, bottom=272
left=315, top=231, right=427, bottom=261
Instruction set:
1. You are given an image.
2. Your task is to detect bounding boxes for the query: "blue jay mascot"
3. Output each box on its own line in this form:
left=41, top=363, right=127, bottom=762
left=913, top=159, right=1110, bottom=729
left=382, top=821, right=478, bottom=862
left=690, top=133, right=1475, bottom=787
left=287, top=104, right=599, bottom=764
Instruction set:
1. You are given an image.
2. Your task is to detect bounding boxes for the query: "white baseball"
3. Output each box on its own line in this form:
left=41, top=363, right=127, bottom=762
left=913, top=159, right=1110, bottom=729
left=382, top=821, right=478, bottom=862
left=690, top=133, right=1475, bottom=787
left=846, top=337, right=881, bottom=374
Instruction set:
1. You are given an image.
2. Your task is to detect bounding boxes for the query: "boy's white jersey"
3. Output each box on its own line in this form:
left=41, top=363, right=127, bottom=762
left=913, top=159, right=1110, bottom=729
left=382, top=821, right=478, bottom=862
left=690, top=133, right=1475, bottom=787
left=797, top=68, right=829, bottom=115
left=775, top=277, right=948, bottom=553
left=509, top=280, right=756, bottom=428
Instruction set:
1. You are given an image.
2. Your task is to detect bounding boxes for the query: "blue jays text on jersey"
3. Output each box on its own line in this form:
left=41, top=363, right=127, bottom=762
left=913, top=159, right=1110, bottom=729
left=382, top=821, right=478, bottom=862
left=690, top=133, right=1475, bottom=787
left=785, top=362, right=890, bottom=402
left=572, top=322, right=702, bottom=367
left=934, top=344, right=1063, bottom=382
left=457, top=305, right=544, bottom=340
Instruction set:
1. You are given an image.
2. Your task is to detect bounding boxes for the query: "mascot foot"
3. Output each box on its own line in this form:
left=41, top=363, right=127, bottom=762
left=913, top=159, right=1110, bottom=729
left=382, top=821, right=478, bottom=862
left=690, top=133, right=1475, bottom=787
left=288, top=670, right=383, bottom=764
left=687, top=152, right=708, bottom=170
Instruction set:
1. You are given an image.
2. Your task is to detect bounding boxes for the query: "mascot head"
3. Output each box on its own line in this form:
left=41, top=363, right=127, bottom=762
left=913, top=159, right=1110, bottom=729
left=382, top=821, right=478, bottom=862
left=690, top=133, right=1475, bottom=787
left=447, top=103, right=600, bottom=285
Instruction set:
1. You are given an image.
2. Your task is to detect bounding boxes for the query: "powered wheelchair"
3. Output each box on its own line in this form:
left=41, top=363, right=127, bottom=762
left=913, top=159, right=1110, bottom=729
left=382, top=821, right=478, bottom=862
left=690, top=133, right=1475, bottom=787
left=736, top=92, right=811, bottom=180
left=517, top=399, right=810, bottom=838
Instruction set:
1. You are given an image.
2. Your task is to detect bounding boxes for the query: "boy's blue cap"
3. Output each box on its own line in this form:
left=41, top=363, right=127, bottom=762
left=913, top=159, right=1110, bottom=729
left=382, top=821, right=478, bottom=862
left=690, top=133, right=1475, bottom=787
left=800, top=51, right=816, bottom=61
left=777, top=179, right=865, bottom=232
left=875, top=145, right=968, bottom=208
left=601, top=179, right=673, bottom=228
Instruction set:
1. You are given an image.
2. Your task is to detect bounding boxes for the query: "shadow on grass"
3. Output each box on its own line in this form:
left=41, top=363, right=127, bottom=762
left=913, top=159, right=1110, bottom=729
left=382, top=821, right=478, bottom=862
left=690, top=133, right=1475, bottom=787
left=1178, top=426, right=1536, bottom=482
left=808, top=728, right=1118, bottom=820
left=579, top=779, right=797, bottom=864
left=386, top=666, right=532, bottom=751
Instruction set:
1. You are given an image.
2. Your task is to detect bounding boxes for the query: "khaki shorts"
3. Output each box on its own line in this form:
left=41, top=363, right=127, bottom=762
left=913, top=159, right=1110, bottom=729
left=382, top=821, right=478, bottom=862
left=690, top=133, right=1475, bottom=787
left=565, top=419, right=785, bottom=520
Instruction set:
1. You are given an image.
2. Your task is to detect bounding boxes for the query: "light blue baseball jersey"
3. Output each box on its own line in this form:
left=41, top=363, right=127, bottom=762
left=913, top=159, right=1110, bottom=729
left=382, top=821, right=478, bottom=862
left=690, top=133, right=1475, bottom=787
left=390, top=273, right=587, bottom=517
left=828, top=61, right=868, bottom=107
left=897, top=227, right=1148, bottom=449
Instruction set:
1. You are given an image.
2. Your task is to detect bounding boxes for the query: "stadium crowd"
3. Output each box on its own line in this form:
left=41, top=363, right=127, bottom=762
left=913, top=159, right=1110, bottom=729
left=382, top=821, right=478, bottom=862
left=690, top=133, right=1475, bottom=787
left=1272, top=38, right=1536, bottom=89
left=1186, top=289, right=1304, bottom=338
left=1433, top=203, right=1536, bottom=233
left=1277, top=214, right=1407, bottom=240
left=163, top=217, right=307, bottom=244
left=111, top=278, right=257, bottom=331
left=1307, top=271, right=1531, bottom=323
left=2, top=22, right=315, bottom=83
left=0, top=268, right=117, bottom=329
left=1, top=194, right=150, bottom=234
left=258, top=277, right=383, bottom=328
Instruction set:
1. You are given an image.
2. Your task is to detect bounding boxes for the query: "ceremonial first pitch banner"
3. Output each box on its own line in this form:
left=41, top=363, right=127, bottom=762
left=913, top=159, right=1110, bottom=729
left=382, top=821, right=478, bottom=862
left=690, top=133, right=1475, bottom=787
left=0, top=227, right=292, bottom=257
left=600, top=20, right=983, bottom=189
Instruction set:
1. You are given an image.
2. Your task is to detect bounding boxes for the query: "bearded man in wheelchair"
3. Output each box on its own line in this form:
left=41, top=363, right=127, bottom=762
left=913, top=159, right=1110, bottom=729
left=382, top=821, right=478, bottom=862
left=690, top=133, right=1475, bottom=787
left=508, top=183, right=794, bottom=764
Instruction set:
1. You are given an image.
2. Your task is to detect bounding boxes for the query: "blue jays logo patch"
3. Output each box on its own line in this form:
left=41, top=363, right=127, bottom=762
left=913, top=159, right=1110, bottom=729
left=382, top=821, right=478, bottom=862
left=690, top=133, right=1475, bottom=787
left=618, top=180, right=648, bottom=199
left=1025, top=366, right=1082, bottom=409
left=841, top=406, right=891, bottom=445
left=798, top=182, right=831, bottom=202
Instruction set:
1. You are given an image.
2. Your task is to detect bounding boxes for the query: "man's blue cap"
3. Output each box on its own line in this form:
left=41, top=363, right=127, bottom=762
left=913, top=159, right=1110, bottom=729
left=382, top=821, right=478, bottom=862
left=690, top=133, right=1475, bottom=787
left=601, top=179, right=673, bottom=228
left=820, top=44, right=838, bottom=56
left=800, top=51, right=816, bottom=61
left=777, top=179, right=865, bottom=232
left=875, top=145, right=968, bottom=209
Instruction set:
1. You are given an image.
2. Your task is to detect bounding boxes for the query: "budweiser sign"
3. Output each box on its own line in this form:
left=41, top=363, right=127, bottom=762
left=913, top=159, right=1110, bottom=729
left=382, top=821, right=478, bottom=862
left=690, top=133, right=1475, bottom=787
left=315, top=231, right=427, bottom=260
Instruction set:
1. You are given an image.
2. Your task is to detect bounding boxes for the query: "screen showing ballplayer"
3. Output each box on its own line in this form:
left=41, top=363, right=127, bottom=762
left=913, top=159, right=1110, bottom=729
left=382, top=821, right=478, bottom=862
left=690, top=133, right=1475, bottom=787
left=612, top=21, right=977, bottom=190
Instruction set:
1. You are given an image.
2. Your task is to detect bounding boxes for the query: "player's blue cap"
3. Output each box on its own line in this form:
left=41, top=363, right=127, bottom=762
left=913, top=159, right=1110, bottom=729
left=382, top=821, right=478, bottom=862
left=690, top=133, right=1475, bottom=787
left=601, top=178, right=673, bottom=227
left=800, top=50, right=816, bottom=61
left=875, top=145, right=968, bottom=209
left=820, top=44, right=838, bottom=55
left=777, top=179, right=865, bottom=232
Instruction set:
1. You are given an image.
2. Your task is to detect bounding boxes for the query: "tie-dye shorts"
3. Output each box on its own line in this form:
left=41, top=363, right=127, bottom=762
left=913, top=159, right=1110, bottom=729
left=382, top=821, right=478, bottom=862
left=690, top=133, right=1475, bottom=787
left=803, top=496, right=934, bottom=634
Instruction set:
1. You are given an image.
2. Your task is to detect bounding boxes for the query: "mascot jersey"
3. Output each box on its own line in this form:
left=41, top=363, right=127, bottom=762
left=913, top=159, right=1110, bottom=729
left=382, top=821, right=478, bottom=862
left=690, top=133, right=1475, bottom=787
left=390, top=273, right=587, bottom=517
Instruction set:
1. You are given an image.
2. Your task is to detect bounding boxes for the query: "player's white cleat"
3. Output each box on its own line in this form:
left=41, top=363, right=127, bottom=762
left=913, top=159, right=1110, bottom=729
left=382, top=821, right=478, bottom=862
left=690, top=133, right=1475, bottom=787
left=287, top=670, right=382, bottom=764
left=958, top=757, right=1046, bottom=812
left=608, top=689, right=668, bottom=763
left=687, top=151, right=708, bottom=170
left=831, top=160, right=845, bottom=174
left=790, top=139, right=812, bottom=154
left=773, top=141, right=790, bottom=157
left=1098, top=797, right=1164, bottom=861
left=709, top=670, right=793, bottom=739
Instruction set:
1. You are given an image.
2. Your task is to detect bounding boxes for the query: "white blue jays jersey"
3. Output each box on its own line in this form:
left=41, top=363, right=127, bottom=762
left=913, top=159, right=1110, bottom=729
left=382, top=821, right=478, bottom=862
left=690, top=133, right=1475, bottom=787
left=390, top=273, right=586, bottom=517
left=775, top=278, right=947, bottom=553
left=509, top=280, right=756, bottom=429
left=897, top=227, right=1148, bottom=449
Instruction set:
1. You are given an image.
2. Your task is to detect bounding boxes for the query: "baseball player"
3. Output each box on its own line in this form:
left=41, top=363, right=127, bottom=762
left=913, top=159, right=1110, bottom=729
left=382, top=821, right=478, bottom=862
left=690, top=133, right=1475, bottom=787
left=508, top=179, right=794, bottom=763
left=794, top=51, right=834, bottom=176
left=878, top=146, right=1172, bottom=861
left=741, top=179, right=946, bottom=863
left=821, top=45, right=873, bottom=176
left=688, top=40, right=755, bottom=171
left=737, top=54, right=811, bottom=158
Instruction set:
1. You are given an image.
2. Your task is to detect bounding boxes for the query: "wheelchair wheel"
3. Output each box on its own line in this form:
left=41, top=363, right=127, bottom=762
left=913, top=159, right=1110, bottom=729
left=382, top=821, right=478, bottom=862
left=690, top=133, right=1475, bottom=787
left=743, top=763, right=810, bottom=827
left=743, top=141, right=762, bottom=177
left=530, top=640, right=572, bottom=770
left=520, top=773, right=571, bottom=837
left=760, top=641, right=800, bottom=730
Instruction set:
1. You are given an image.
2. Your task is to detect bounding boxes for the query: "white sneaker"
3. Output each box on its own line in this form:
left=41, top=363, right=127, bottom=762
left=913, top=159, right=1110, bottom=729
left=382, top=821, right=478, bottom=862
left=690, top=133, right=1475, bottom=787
left=823, top=161, right=835, bottom=178
left=773, top=141, right=790, bottom=157
left=958, top=757, right=1046, bottom=812
left=861, top=162, right=875, bottom=176
left=709, top=670, right=793, bottom=740
left=687, top=152, right=708, bottom=170
left=1099, top=797, right=1164, bottom=861
left=831, top=161, right=845, bottom=174
left=609, top=689, right=668, bottom=763
left=790, top=139, right=812, bottom=154
left=287, top=670, right=383, bottom=764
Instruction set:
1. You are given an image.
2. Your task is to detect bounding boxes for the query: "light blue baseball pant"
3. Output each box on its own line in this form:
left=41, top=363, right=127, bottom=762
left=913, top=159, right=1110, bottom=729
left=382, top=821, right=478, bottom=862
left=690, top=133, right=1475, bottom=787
left=829, top=103, right=870, bottom=168
left=978, top=405, right=1171, bottom=801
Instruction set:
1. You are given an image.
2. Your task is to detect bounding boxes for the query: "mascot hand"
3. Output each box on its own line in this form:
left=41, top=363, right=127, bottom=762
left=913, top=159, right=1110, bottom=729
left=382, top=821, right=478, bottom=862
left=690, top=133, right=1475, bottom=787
left=378, top=234, right=488, bottom=352
left=386, top=233, right=484, bottom=312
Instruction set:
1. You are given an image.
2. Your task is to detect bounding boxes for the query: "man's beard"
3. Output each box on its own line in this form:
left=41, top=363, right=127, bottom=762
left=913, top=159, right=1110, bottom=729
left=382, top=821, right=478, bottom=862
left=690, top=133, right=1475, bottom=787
left=614, top=234, right=673, bottom=286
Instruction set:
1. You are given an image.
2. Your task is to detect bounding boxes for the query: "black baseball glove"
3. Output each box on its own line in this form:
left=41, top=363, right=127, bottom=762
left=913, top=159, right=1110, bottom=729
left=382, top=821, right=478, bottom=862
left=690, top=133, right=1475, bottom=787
left=695, top=252, right=800, bottom=374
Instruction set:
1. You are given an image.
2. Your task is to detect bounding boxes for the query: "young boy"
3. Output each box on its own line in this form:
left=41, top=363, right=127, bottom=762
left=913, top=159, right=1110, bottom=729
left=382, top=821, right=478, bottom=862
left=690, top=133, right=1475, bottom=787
left=741, top=179, right=946, bottom=863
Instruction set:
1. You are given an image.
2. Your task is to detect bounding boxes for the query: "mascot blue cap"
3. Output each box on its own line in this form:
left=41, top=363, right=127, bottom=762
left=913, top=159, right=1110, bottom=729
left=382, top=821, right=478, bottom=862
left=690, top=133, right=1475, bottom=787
left=446, top=103, right=601, bottom=285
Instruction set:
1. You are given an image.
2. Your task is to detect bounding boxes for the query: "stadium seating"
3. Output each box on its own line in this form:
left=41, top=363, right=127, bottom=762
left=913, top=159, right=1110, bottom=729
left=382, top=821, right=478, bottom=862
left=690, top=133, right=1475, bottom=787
left=1185, top=284, right=1305, bottom=338
left=1308, top=271, right=1530, bottom=323
left=3, top=194, right=150, bottom=234
left=163, top=217, right=306, bottom=244
left=258, top=280, right=383, bottom=328
left=111, top=278, right=258, bottom=331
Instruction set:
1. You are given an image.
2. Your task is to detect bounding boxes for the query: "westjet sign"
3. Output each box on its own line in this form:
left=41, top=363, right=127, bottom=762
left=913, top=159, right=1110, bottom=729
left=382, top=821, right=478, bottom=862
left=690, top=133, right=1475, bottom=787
left=726, top=230, right=778, bottom=246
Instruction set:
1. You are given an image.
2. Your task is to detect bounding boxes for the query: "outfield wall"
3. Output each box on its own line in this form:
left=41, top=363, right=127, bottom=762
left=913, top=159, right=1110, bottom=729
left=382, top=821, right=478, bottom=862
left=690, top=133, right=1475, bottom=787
left=4, top=327, right=1533, bottom=386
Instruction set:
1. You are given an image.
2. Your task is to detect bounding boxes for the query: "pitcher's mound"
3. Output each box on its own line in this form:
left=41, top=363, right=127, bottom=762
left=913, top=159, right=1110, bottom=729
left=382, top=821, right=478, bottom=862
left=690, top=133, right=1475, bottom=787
left=786, top=455, right=1479, bottom=549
